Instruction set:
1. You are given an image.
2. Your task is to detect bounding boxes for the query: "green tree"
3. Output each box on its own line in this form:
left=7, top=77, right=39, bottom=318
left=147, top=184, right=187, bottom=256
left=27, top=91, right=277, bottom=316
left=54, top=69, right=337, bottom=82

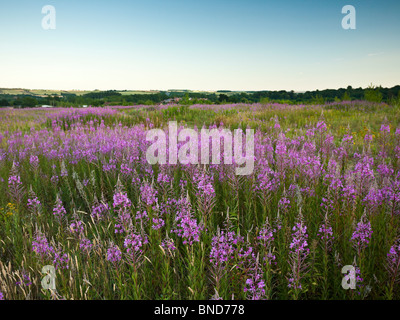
left=364, top=84, right=383, bottom=103
left=312, top=95, right=325, bottom=105
left=218, top=94, right=229, bottom=103
left=342, top=91, right=351, bottom=101
left=0, top=99, right=9, bottom=107
left=21, top=97, right=38, bottom=108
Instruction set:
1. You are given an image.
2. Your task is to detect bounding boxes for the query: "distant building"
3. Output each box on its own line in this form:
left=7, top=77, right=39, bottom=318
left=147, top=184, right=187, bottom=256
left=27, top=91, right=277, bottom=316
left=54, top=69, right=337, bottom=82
left=161, top=97, right=182, bottom=104
left=41, top=105, right=53, bottom=108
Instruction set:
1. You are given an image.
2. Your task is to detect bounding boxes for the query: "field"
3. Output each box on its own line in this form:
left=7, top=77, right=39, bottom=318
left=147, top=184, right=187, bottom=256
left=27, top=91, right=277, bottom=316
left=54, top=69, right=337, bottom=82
left=0, top=89, right=94, bottom=97
left=0, top=101, right=400, bottom=300
left=0, top=88, right=165, bottom=97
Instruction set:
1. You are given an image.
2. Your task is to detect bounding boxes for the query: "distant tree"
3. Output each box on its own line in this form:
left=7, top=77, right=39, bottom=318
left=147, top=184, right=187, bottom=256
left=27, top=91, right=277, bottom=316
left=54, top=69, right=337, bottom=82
left=92, top=99, right=104, bottom=107
left=364, top=84, right=383, bottom=103
left=21, top=97, right=38, bottom=108
left=342, top=91, right=351, bottom=101
left=144, top=100, right=155, bottom=105
left=218, top=94, right=229, bottom=103
left=260, top=97, right=270, bottom=104
left=0, top=99, right=9, bottom=107
left=312, top=95, right=325, bottom=105
left=181, top=93, right=190, bottom=105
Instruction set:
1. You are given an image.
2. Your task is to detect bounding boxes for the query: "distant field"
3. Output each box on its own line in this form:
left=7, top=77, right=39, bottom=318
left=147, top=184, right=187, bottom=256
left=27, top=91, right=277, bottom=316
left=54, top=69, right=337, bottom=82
left=0, top=88, right=162, bottom=97
left=0, top=88, right=254, bottom=97
left=0, top=88, right=93, bottom=96
left=119, top=91, right=161, bottom=95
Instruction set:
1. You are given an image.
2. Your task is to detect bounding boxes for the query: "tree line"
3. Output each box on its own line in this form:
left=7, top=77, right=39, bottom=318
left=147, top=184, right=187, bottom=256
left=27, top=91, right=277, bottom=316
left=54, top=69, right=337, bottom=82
left=1, top=85, right=399, bottom=108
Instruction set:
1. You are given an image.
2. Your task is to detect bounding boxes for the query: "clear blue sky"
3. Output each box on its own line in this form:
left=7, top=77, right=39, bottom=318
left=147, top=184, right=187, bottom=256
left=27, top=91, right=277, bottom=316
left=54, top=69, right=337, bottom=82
left=0, top=0, right=399, bottom=91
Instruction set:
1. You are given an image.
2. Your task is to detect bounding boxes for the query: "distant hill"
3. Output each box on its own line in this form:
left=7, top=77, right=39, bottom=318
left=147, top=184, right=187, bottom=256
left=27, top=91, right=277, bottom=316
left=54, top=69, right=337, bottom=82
left=0, top=85, right=399, bottom=108
left=0, top=88, right=169, bottom=97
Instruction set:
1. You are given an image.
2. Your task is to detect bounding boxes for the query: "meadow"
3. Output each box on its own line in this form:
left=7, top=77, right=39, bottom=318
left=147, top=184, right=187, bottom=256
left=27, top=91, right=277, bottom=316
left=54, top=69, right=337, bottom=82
left=0, top=100, right=399, bottom=300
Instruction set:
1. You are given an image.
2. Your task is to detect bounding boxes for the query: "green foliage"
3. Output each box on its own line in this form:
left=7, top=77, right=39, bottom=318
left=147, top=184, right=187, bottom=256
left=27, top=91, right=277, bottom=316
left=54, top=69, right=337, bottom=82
left=1, top=85, right=400, bottom=107
left=364, top=84, right=383, bottom=103
left=21, top=97, right=38, bottom=108
left=312, top=94, right=325, bottom=105
left=342, top=91, right=351, bottom=101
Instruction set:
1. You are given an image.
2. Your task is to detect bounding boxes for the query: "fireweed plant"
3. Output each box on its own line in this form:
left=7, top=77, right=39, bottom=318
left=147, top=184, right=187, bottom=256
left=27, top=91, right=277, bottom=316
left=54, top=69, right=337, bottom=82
left=0, top=101, right=399, bottom=300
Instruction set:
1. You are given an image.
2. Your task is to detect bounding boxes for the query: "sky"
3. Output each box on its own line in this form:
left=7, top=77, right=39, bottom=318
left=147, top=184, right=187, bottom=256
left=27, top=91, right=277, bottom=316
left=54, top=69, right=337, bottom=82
left=0, top=0, right=399, bottom=92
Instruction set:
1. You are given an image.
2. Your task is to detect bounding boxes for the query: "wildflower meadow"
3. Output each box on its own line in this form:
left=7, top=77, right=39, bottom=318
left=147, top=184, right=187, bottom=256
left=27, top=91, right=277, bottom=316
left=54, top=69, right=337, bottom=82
left=0, top=101, right=400, bottom=300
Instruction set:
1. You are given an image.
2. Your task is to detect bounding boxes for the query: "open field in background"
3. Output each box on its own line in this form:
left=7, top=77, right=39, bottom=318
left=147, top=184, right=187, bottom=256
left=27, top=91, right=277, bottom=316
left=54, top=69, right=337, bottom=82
left=0, top=101, right=400, bottom=300
left=0, top=89, right=94, bottom=96
left=0, top=88, right=200, bottom=97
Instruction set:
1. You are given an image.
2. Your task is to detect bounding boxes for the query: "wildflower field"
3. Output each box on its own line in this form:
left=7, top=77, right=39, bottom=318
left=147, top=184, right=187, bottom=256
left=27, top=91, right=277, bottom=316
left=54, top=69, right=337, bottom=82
left=0, top=101, right=400, bottom=300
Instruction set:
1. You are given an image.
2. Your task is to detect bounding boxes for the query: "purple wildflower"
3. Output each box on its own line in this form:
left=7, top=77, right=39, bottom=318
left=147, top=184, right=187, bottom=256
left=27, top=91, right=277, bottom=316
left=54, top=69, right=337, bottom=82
left=16, top=270, right=32, bottom=287
left=107, top=243, right=122, bottom=267
left=351, top=215, right=373, bottom=254
left=140, top=183, right=158, bottom=207
left=161, top=238, right=177, bottom=254
left=53, top=197, right=67, bottom=222
left=113, top=192, right=131, bottom=209
left=243, top=256, right=266, bottom=300
left=91, top=202, right=110, bottom=222
left=53, top=249, right=69, bottom=270
left=210, top=229, right=237, bottom=268
left=288, top=214, right=310, bottom=292
left=32, top=231, right=55, bottom=261
left=79, top=238, right=93, bottom=255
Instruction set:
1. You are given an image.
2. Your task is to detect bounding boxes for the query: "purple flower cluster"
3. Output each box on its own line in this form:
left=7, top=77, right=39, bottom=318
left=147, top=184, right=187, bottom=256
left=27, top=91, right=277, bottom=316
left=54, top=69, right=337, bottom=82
left=173, top=198, right=203, bottom=246
left=381, top=124, right=390, bottom=133
left=8, top=173, right=24, bottom=203
left=318, top=224, right=334, bottom=241
left=196, top=172, right=215, bottom=197
left=107, top=243, right=122, bottom=266
left=244, top=264, right=266, bottom=300
left=27, top=196, right=41, bottom=215
left=161, top=238, right=177, bottom=254
left=257, top=219, right=275, bottom=249
left=79, top=238, right=93, bottom=255
left=387, top=242, right=400, bottom=264
left=8, top=175, right=21, bottom=188
left=124, top=232, right=148, bottom=255
left=152, top=217, right=165, bottom=230
left=91, top=202, right=110, bottom=222
left=386, top=239, right=400, bottom=285
left=32, top=231, right=69, bottom=269
left=351, top=215, right=373, bottom=253
left=120, top=163, right=133, bottom=176
left=16, top=270, right=32, bottom=287
left=113, top=192, right=131, bottom=209
left=288, top=217, right=310, bottom=290
left=53, top=249, right=69, bottom=270
left=140, top=183, right=158, bottom=207
left=136, top=210, right=149, bottom=222
left=53, top=197, right=67, bottom=221
left=32, top=231, right=55, bottom=260
left=209, top=230, right=238, bottom=268
left=317, top=215, right=334, bottom=251
left=289, top=221, right=309, bottom=254
left=114, top=208, right=133, bottom=234
left=27, top=197, right=41, bottom=208
left=278, top=197, right=290, bottom=212
left=69, top=220, right=85, bottom=238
